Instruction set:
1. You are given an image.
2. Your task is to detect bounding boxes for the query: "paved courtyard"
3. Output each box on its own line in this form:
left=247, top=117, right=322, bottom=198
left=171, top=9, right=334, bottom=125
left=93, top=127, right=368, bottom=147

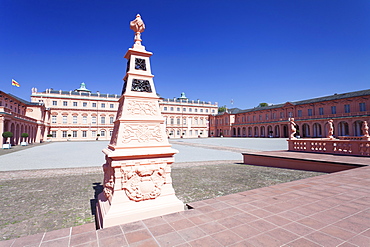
left=0, top=138, right=287, bottom=171
left=1, top=138, right=369, bottom=246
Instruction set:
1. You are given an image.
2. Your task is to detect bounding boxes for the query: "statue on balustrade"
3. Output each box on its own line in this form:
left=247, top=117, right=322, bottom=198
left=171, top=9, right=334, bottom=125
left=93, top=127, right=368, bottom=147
left=327, top=119, right=334, bottom=139
left=362, top=121, right=369, bottom=137
left=289, top=118, right=296, bottom=139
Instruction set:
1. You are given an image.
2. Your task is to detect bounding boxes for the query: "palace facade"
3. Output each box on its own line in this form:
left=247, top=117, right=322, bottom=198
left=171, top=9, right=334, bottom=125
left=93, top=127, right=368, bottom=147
left=2, top=86, right=369, bottom=145
left=0, top=91, right=50, bottom=145
left=210, top=89, right=370, bottom=139
left=28, top=84, right=218, bottom=141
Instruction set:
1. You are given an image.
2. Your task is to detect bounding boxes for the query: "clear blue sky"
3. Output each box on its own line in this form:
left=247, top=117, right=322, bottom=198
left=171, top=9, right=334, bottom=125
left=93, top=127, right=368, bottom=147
left=1, top=0, right=369, bottom=109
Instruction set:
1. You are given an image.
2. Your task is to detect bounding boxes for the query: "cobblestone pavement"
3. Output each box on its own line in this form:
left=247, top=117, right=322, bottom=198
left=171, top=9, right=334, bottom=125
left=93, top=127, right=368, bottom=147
left=1, top=138, right=309, bottom=242
left=0, top=162, right=324, bottom=241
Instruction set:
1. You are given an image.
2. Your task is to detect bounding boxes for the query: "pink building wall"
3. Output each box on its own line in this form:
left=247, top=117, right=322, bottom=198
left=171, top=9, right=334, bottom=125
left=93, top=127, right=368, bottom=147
left=210, top=89, right=370, bottom=139
left=2, top=88, right=369, bottom=144
left=0, top=91, right=49, bottom=145
left=30, top=87, right=217, bottom=141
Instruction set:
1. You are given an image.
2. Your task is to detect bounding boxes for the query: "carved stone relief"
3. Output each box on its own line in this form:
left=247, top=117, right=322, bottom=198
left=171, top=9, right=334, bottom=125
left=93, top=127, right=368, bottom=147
left=109, top=126, right=118, bottom=146
left=121, top=124, right=163, bottom=143
left=121, top=163, right=167, bottom=201
left=127, top=100, right=157, bottom=115
left=103, top=163, right=115, bottom=200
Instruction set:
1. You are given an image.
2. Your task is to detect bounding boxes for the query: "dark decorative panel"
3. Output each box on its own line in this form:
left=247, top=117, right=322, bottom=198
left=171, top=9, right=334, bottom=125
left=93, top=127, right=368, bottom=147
left=135, top=58, right=147, bottom=71
left=126, top=59, right=130, bottom=72
left=131, top=79, right=152, bottom=92
left=122, top=79, right=127, bottom=94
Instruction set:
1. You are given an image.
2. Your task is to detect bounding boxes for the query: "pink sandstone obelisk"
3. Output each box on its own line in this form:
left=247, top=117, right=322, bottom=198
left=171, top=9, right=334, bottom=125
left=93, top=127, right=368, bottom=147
left=96, top=14, right=184, bottom=229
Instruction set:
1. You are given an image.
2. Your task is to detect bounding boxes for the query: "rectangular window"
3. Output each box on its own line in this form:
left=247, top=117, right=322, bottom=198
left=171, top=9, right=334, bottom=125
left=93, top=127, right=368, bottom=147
left=82, top=131, right=87, bottom=137
left=170, top=118, right=174, bottom=125
left=92, top=103, right=97, bottom=107
left=92, top=116, right=97, bottom=124
left=63, top=101, right=68, bottom=106
left=101, top=103, right=105, bottom=108
left=280, top=112, right=284, bottom=118
left=177, top=118, right=180, bottom=125
left=73, top=102, right=78, bottom=107
left=110, top=130, right=113, bottom=136
left=308, top=109, right=313, bottom=116
left=73, top=116, right=77, bottom=124
left=265, top=114, right=268, bottom=120
left=83, top=116, right=87, bottom=124
left=319, top=107, right=324, bottom=115
left=110, top=104, right=114, bottom=108
left=189, top=108, right=192, bottom=112
left=177, top=107, right=180, bottom=111
left=92, top=131, right=96, bottom=137
left=195, top=109, right=198, bottom=112
left=52, top=101, right=57, bottom=106
left=331, top=106, right=336, bottom=114
left=259, top=115, right=262, bottom=120
left=62, top=131, right=67, bottom=138
left=344, top=104, right=350, bottom=113
left=183, top=108, right=186, bottom=112
left=52, top=115, right=57, bottom=124
left=101, top=116, right=105, bottom=124
left=110, top=116, right=114, bottom=124
left=183, top=118, right=186, bottom=125
left=170, top=107, right=174, bottom=111
left=52, top=131, right=57, bottom=138
left=83, top=102, right=87, bottom=107
left=164, top=107, right=167, bottom=111
left=72, top=131, right=77, bottom=137
left=206, top=109, right=209, bottom=113
left=200, top=109, right=203, bottom=113
left=359, top=102, right=366, bottom=112
left=63, top=115, right=67, bottom=124
left=297, top=110, right=302, bottom=117
left=101, top=130, right=105, bottom=137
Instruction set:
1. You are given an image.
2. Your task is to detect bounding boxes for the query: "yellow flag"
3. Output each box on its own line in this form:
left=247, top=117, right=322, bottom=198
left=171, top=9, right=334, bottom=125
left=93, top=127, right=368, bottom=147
left=12, top=79, right=20, bottom=87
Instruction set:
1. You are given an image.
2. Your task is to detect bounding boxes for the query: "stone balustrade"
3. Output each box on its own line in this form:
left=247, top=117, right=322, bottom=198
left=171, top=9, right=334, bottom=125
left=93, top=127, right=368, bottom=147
left=288, top=138, right=370, bottom=156
left=337, top=136, right=370, bottom=141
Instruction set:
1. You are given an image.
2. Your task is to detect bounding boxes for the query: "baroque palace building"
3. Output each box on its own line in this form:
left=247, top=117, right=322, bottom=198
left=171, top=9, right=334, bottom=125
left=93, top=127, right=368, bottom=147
left=0, top=91, right=50, bottom=145
left=210, top=89, right=370, bottom=138
left=2, top=86, right=369, bottom=144
left=27, top=83, right=218, bottom=142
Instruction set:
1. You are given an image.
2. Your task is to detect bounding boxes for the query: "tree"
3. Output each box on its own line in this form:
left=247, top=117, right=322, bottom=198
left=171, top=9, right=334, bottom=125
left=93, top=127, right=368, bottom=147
left=21, top=133, right=29, bottom=141
left=2, top=131, right=13, bottom=143
left=257, top=103, right=269, bottom=107
left=218, top=105, right=227, bottom=113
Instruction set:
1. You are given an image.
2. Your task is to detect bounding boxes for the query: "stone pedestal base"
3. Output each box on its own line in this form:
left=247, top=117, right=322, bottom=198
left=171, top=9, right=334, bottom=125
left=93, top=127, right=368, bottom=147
left=96, top=149, right=184, bottom=228
left=96, top=190, right=184, bottom=229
